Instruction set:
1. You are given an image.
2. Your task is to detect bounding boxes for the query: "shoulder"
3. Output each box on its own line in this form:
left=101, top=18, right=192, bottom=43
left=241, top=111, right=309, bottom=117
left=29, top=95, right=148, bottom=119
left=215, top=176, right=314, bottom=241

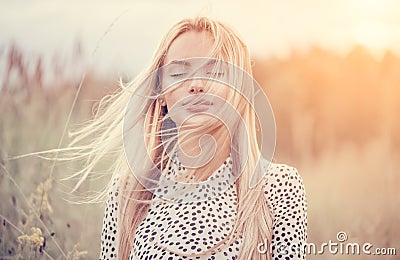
left=263, top=162, right=304, bottom=188
left=105, top=175, right=120, bottom=209
left=258, top=156, right=304, bottom=186
left=261, top=160, right=307, bottom=214
left=100, top=175, right=120, bottom=259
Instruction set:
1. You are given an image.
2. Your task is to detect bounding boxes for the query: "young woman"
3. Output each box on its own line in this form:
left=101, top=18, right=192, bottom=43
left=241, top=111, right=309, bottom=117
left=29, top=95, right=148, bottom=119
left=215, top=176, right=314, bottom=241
left=69, top=17, right=307, bottom=259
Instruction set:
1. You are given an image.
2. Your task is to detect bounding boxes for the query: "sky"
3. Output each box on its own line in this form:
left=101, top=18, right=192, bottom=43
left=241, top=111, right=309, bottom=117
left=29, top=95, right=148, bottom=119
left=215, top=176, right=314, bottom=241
left=1, top=0, right=400, bottom=83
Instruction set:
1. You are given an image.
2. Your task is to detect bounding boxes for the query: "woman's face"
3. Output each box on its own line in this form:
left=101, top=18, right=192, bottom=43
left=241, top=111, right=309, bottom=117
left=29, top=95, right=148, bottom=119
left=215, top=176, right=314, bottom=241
left=160, top=31, right=232, bottom=126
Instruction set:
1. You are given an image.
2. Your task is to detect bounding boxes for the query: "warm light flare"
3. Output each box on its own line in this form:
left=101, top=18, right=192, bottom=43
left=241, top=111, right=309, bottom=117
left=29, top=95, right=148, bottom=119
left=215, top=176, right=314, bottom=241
left=353, top=21, right=391, bottom=50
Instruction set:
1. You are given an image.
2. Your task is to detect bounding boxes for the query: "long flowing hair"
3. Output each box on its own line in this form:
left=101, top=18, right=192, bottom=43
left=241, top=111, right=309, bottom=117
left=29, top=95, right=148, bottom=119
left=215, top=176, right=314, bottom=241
left=66, top=17, right=273, bottom=259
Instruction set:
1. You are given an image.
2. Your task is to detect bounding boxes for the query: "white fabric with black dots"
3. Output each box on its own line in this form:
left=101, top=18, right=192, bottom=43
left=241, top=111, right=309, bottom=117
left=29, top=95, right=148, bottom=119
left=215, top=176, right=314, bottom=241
left=100, top=155, right=307, bottom=260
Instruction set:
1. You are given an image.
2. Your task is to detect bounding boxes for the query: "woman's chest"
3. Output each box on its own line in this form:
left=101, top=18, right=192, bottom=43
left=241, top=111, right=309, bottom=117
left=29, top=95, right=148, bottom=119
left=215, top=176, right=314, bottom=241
left=131, top=184, right=242, bottom=259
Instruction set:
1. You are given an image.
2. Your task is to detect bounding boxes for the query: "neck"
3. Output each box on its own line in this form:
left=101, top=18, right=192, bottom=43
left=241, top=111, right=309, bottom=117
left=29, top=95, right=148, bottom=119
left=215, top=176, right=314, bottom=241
left=176, top=126, right=231, bottom=181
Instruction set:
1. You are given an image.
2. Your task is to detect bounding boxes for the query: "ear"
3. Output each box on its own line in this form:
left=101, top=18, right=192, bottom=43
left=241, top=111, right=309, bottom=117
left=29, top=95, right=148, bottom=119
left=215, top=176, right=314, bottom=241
left=158, top=97, right=168, bottom=115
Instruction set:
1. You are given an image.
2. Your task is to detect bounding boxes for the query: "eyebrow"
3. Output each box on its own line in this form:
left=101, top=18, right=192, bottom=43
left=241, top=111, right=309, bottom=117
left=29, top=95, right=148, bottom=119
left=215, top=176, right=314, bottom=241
left=168, top=60, right=191, bottom=66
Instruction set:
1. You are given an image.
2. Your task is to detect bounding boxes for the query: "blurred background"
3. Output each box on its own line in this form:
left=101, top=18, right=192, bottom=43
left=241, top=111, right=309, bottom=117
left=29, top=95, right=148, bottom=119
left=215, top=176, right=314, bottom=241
left=1, top=0, right=399, bottom=259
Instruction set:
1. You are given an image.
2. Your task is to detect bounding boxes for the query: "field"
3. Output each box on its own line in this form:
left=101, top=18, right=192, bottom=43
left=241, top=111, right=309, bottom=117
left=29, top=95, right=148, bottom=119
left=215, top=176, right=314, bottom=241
left=1, top=46, right=399, bottom=259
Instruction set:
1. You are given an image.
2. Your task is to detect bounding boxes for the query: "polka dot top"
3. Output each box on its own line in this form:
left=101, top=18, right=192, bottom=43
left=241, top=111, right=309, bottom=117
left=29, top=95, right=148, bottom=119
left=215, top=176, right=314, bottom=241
left=100, top=155, right=307, bottom=259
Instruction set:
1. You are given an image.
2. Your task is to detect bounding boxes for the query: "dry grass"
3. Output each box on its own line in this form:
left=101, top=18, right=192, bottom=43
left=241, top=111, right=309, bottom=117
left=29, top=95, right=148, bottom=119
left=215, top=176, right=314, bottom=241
left=0, top=84, right=114, bottom=259
left=1, top=46, right=399, bottom=259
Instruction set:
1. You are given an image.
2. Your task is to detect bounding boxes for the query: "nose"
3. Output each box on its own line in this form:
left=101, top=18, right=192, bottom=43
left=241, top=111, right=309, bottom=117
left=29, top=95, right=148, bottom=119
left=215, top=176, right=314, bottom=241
left=188, top=79, right=205, bottom=94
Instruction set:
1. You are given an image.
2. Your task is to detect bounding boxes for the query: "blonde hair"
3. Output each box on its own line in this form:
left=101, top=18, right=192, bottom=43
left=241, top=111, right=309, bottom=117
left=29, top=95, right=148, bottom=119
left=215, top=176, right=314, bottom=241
left=67, top=17, right=273, bottom=259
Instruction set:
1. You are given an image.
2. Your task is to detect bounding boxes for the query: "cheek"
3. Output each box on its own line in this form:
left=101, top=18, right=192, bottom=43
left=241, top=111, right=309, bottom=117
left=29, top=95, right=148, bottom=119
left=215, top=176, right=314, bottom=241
left=164, top=93, right=176, bottom=108
left=211, top=84, right=231, bottom=100
left=164, top=88, right=185, bottom=108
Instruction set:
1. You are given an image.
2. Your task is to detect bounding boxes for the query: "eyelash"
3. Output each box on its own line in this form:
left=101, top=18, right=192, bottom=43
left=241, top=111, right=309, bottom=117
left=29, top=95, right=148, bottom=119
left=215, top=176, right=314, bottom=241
left=170, top=73, right=187, bottom=77
left=206, top=72, right=225, bottom=77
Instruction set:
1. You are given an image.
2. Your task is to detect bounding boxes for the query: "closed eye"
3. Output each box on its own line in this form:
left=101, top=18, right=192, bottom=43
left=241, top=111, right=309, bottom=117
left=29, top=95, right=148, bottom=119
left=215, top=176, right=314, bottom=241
left=170, top=73, right=187, bottom=77
left=206, top=72, right=225, bottom=77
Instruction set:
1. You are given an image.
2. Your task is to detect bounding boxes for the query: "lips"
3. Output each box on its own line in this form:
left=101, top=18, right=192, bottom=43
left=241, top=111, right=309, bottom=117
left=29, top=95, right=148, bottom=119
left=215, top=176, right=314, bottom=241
left=181, top=96, right=213, bottom=112
left=182, top=97, right=213, bottom=106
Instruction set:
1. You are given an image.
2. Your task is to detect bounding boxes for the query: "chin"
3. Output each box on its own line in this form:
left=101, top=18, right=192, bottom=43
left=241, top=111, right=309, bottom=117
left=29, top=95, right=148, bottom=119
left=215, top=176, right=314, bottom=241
left=174, top=114, right=216, bottom=128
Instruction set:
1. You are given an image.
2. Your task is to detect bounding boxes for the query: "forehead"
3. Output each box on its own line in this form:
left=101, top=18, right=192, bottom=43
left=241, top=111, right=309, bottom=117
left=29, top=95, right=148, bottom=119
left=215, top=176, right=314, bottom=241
left=164, top=31, right=214, bottom=65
